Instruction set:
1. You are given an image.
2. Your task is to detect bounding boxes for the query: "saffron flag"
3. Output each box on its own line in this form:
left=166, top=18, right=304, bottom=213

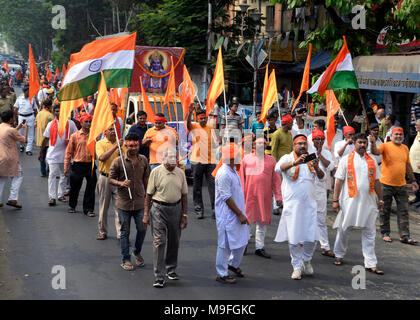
left=62, top=63, right=67, bottom=76
left=206, top=46, right=225, bottom=117
left=260, top=65, right=269, bottom=119
left=57, top=32, right=136, bottom=101
left=118, top=87, right=129, bottom=119
left=325, top=90, right=341, bottom=149
left=58, top=98, right=83, bottom=138
left=54, top=66, right=60, bottom=81
left=140, top=77, right=156, bottom=123
left=46, top=67, right=53, bottom=82
left=2, top=60, right=9, bottom=73
left=28, top=44, right=40, bottom=103
left=164, top=56, right=176, bottom=108
left=259, top=70, right=278, bottom=124
left=291, top=44, right=312, bottom=113
left=180, top=65, right=196, bottom=119
left=87, top=72, right=115, bottom=158
left=307, top=36, right=358, bottom=97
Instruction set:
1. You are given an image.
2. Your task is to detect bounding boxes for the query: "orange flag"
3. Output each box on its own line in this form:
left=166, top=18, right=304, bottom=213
left=180, top=65, right=196, bottom=119
left=326, top=90, right=340, bottom=149
left=259, top=70, right=278, bottom=124
left=2, top=60, right=9, bottom=73
left=28, top=44, right=40, bottom=103
left=259, top=65, right=269, bottom=123
left=46, top=67, right=53, bottom=82
left=58, top=98, right=83, bottom=138
left=118, top=87, right=129, bottom=119
left=206, top=46, right=225, bottom=117
left=291, top=44, right=312, bottom=113
left=164, top=56, right=176, bottom=107
left=140, top=77, right=156, bottom=123
left=54, top=66, right=60, bottom=81
left=87, top=72, right=115, bottom=158
left=62, top=63, right=67, bottom=76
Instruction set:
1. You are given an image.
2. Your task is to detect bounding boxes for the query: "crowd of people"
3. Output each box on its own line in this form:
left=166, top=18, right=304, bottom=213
left=0, top=79, right=419, bottom=288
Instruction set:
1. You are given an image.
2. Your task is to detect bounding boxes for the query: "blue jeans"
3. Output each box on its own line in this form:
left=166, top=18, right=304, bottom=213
left=40, top=147, right=48, bottom=176
left=117, top=208, right=147, bottom=263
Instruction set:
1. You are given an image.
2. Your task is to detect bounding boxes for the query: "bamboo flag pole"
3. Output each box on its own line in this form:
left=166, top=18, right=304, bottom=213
left=113, top=123, right=132, bottom=200
left=339, top=107, right=349, bottom=126
left=223, top=88, right=229, bottom=141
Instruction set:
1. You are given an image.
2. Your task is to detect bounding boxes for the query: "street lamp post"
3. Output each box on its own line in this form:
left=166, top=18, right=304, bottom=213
left=249, top=10, right=262, bottom=114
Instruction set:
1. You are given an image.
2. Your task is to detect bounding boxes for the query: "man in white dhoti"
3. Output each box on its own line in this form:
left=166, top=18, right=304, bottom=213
left=332, top=133, right=384, bottom=275
left=215, top=142, right=249, bottom=284
left=309, top=129, right=335, bottom=258
left=275, top=134, right=325, bottom=280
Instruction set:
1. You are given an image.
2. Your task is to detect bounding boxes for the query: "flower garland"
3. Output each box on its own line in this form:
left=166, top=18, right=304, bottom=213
left=135, top=49, right=185, bottom=78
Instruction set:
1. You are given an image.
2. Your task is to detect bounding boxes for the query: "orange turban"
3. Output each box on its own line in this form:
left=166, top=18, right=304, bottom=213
left=79, top=113, right=93, bottom=123
left=311, top=129, right=325, bottom=140
left=391, top=127, right=404, bottom=134
left=281, top=114, right=293, bottom=125
left=343, top=126, right=355, bottom=136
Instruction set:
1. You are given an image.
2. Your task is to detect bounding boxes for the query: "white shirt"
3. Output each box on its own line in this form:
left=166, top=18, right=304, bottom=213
left=334, top=139, right=355, bottom=164
left=43, top=119, right=78, bottom=164
left=368, top=138, right=383, bottom=165
left=37, top=88, right=48, bottom=104
left=14, top=95, right=35, bottom=115
left=333, top=152, right=381, bottom=230
left=215, top=164, right=249, bottom=250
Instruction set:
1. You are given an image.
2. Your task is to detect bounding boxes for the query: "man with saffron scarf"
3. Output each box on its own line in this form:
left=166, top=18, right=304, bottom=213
left=332, top=133, right=384, bottom=275
left=239, top=137, right=282, bottom=259
left=41, top=104, right=77, bottom=206
left=64, top=113, right=97, bottom=216
left=274, top=134, right=325, bottom=280
left=142, top=113, right=178, bottom=170
left=215, top=142, right=249, bottom=284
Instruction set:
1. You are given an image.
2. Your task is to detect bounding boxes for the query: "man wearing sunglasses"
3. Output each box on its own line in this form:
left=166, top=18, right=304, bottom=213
left=64, top=113, right=97, bottom=216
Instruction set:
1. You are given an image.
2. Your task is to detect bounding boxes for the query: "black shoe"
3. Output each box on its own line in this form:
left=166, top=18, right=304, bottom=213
left=48, top=199, right=56, bottom=206
left=195, top=211, right=204, bottom=219
left=255, top=248, right=271, bottom=259
left=166, top=272, right=179, bottom=280
left=26, top=151, right=32, bottom=156
left=19, top=146, right=24, bottom=152
left=273, top=208, right=280, bottom=216
left=153, top=279, right=165, bottom=288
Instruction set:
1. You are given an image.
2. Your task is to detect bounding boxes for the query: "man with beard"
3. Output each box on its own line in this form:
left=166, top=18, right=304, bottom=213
left=274, top=135, right=325, bottom=280
left=333, top=133, right=384, bottom=275
left=370, top=127, right=419, bottom=245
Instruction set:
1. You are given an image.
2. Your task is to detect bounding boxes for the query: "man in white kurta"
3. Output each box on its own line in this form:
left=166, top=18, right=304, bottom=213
left=275, top=134, right=325, bottom=280
left=215, top=143, right=249, bottom=284
left=332, top=133, right=384, bottom=274
left=333, top=125, right=355, bottom=165
left=309, top=129, right=335, bottom=257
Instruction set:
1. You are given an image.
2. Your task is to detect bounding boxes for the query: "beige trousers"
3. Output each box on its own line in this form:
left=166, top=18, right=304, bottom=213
left=97, top=174, right=121, bottom=238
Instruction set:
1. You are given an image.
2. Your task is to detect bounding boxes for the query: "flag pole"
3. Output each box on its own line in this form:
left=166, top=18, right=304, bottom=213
left=113, top=123, right=132, bottom=200
left=339, top=106, right=349, bottom=126
left=223, top=87, right=229, bottom=142
left=357, top=89, right=370, bottom=132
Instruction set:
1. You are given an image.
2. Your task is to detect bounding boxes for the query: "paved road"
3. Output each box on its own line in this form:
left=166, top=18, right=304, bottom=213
left=1, top=107, right=420, bottom=300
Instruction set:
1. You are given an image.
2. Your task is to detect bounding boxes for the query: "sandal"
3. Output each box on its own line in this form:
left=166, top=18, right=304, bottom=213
left=365, top=267, right=384, bottom=275
left=382, top=233, right=392, bottom=242
left=132, top=252, right=145, bottom=267
left=400, top=236, right=417, bottom=245
left=321, top=249, right=335, bottom=258
left=228, top=265, right=244, bottom=277
left=87, top=212, right=95, bottom=217
left=68, top=208, right=76, bottom=214
left=120, top=261, right=135, bottom=271
left=96, top=234, right=107, bottom=240
left=58, top=196, right=68, bottom=203
left=333, top=258, right=344, bottom=266
left=216, top=275, right=236, bottom=284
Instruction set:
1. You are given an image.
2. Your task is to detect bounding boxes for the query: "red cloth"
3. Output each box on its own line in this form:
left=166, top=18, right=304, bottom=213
left=311, top=129, right=325, bottom=140
left=392, top=127, right=403, bottom=134
left=281, top=114, right=293, bottom=125
left=79, top=113, right=93, bottom=123
left=343, top=126, right=355, bottom=136
left=50, top=119, right=69, bottom=147
left=240, top=153, right=282, bottom=225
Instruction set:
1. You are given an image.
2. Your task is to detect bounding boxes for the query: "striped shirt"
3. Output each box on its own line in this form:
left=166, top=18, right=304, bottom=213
left=64, top=130, right=93, bottom=170
left=264, top=126, right=278, bottom=155
left=35, top=109, right=54, bottom=146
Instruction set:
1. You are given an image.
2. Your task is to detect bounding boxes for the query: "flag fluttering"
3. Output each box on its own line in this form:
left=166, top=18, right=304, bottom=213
left=180, top=65, right=196, bottom=119
left=140, top=77, right=156, bottom=123
left=206, top=46, right=225, bottom=117
left=260, top=65, right=269, bottom=118
left=291, top=44, right=312, bottom=113
left=2, top=60, right=9, bottom=73
left=307, top=36, right=358, bottom=97
left=87, top=72, right=115, bottom=158
left=57, top=32, right=136, bottom=101
left=46, top=67, right=53, bottom=82
left=54, top=66, right=60, bottom=81
left=259, top=70, right=278, bottom=124
left=325, top=90, right=341, bottom=149
left=28, top=44, right=40, bottom=102
left=164, top=56, right=176, bottom=108
left=58, top=98, right=83, bottom=138
left=62, top=64, right=67, bottom=76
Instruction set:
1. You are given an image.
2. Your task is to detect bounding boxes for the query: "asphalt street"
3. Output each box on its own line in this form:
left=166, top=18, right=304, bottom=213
left=0, top=95, right=420, bottom=300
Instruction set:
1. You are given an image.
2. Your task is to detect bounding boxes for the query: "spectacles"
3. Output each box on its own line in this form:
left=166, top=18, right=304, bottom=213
left=313, top=138, right=325, bottom=141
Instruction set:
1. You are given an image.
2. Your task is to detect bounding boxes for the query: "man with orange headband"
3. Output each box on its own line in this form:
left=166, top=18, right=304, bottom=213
left=271, top=114, right=293, bottom=162
left=370, top=127, right=419, bottom=245
left=215, top=142, right=249, bottom=284
left=240, top=138, right=282, bottom=259
left=64, top=113, right=97, bottom=216
left=187, top=104, right=217, bottom=219
left=109, top=132, right=150, bottom=271
left=142, top=113, right=178, bottom=170
left=274, top=134, right=325, bottom=280
left=332, top=133, right=384, bottom=274
left=334, top=126, right=355, bottom=163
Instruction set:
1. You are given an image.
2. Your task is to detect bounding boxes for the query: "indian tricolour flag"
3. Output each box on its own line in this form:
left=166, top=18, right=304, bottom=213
left=307, top=36, right=359, bottom=97
left=57, top=32, right=136, bottom=101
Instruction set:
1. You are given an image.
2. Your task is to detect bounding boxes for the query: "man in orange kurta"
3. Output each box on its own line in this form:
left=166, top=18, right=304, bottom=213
left=239, top=138, right=282, bottom=258
left=0, top=110, right=27, bottom=208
